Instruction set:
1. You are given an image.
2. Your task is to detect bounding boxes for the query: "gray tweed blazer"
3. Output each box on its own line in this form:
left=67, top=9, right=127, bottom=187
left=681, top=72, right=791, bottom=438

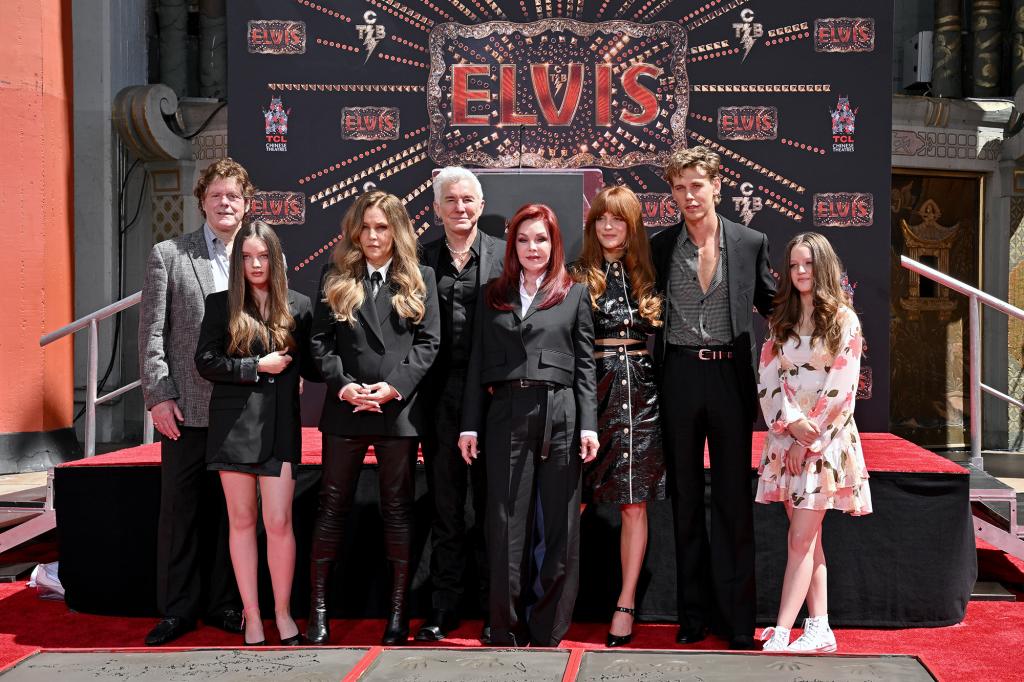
left=139, top=229, right=219, bottom=428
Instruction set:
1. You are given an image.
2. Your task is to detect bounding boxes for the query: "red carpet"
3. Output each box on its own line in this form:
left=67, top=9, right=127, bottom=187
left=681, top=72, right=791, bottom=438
left=0, top=581, right=1020, bottom=680
left=61, top=428, right=966, bottom=474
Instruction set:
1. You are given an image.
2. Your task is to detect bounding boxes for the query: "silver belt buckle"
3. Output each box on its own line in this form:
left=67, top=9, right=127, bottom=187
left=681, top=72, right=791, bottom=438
left=698, top=348, right=712, bottom=360
left=519, top=378, right=530, bottom=388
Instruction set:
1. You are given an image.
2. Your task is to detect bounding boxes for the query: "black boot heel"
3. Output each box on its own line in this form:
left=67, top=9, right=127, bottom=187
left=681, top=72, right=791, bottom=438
left=606, top=605, right=635, bottom=648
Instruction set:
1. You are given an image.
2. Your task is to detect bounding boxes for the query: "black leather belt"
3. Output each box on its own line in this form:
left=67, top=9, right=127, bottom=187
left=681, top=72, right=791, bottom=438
left=489, top=379, right=559, bottom=461
left=668, top=344, right=735, bottom=361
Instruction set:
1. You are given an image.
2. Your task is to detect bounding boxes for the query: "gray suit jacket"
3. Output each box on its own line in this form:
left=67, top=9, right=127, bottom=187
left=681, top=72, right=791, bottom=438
left=140, top=229, right=219, bottom=427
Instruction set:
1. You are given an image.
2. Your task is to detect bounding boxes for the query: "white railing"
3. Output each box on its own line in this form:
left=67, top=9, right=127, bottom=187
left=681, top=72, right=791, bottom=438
left=900, top=255, right=1024, bottom=470
left=39, top=291, right=152, bottom=457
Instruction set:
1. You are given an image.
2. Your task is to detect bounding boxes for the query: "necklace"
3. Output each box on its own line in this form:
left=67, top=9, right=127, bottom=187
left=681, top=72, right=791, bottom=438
left=445, top=240, right=471, bottom=256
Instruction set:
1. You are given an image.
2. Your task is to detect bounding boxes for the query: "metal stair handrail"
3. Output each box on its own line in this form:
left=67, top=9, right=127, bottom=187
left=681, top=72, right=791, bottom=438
left=39, top=291, right=152, bottom=457
left=900, top=255, right=1024, bottom=470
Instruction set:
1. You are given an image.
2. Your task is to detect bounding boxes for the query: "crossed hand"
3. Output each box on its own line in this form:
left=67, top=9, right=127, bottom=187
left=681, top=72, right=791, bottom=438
left=340, top=382, right=398, bottom=413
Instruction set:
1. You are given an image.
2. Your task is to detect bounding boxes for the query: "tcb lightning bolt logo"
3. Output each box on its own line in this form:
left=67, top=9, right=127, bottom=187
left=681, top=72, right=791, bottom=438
left=357, top=11, right=385, bottom=64
left=732, top=9, right=763, bottom=62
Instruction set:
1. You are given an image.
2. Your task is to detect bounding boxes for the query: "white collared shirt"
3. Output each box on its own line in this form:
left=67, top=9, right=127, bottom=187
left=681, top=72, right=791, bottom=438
left=203, top=222, right=231, bottom=292
left=519, top=271, right=545, bottom=316
left=367, top=258, right=392, bottom=286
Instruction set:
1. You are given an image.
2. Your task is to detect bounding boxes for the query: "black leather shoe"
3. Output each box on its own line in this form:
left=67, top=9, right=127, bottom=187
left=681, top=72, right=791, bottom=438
left=729, top=635, right=756, bottom=650
left=606, top=606, right=635, bottom=648
left=675, top=625, right=708, bottom=645
left=382, top=612, right=410, bottom=645
left=207, top=608, right=244, bottom=634
left=280, top=632, right=303, bottom=646
left=306, top=559, right=332, bottom=645
left=414, top=608, right=460, bottom=642
left=145, top=617, right=195, bottom=646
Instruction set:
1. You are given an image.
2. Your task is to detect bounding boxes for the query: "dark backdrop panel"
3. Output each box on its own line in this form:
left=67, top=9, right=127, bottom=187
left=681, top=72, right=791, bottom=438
left=228, top=2, right=891, bottom=430
left=57, top=464, right=973, bottom=627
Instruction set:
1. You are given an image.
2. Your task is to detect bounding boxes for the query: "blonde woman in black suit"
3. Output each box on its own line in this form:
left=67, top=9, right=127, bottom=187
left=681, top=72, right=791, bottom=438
left=459, top=203, right=599, bottom=647
left=195, top=221, right=317, bottom=646
left=307, top=190, right=440, bottom=646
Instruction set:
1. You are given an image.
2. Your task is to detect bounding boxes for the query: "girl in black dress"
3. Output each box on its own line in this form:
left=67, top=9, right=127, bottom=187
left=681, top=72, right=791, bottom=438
left=573, top=186, right=666, bottom=647
left=195, top=221, right=315, bottom=646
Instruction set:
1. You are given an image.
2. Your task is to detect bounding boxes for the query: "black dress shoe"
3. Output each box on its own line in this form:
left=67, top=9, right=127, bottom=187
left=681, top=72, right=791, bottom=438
left=414, top=608, right=460, bottom=642
left=675, top=625, right=708, bottom=645
left=145, top=617, right=195, bottom=646
left=729, top=635, right=756, bottom=650
left=606, top=605, right=635, bottom=648
left=207, top=608, right=244, bottom=634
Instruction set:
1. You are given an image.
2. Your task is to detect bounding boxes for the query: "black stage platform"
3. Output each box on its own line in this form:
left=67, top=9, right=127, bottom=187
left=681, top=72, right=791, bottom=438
left=54, top=431, right=975, bottom=628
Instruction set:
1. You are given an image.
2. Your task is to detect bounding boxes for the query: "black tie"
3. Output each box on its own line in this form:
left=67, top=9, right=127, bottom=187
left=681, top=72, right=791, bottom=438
left=370, top=271, right=383, bottom=299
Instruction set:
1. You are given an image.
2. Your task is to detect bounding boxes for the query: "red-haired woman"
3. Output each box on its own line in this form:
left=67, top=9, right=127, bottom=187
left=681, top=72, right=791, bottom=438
left=572, top=186, right=666, bottom=647
left=459, top=204, right=598, bottom=647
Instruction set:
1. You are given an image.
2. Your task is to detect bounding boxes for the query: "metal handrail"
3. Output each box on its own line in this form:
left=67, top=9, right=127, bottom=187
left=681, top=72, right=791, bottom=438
left=900, top=255, right=1024, bottom=470
left=39, top=291, right=152, bottom=457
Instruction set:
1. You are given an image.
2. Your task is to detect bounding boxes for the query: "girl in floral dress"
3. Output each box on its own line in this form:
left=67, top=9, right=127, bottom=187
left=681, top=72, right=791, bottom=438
left=756, top=232, right=871, bottom=654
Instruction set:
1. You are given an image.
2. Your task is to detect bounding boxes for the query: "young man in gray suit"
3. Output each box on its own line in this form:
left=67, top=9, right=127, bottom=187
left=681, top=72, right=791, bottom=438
left=139, top=158, right=254, bottom=645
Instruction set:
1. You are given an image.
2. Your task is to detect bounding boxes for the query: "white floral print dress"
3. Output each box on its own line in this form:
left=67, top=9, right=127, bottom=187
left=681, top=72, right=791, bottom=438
left=755, top=306, right=872, bottom=515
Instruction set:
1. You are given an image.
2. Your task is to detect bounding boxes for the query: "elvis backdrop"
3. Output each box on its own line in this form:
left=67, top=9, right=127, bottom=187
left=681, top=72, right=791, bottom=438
left=227, top=0, right=892, bottom=430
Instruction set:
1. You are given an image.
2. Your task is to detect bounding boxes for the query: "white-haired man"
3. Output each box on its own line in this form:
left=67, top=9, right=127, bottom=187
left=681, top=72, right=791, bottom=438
left=416, top=167, right=504, bottom=643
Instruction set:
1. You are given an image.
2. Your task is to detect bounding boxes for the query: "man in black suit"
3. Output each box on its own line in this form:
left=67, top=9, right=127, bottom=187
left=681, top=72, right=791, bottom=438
left=650, top=146, right=776, bottom=650
left=415, top=167, right=505, bottom=642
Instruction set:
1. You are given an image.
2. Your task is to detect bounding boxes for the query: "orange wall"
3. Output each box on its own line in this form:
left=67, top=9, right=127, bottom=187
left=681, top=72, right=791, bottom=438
left=0, top=0, right=74, bottom=434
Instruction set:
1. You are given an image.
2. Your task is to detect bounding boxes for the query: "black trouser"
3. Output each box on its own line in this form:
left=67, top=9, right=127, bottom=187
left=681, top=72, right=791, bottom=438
left=421, top=370, right=488, bottom=612
left=311, top=434, right=417, bottom=568
left=156, top=426, right=237, bottom=621
left=484, top=383, right=581, bottom=647
left=660, top=347, right=756, bottom=641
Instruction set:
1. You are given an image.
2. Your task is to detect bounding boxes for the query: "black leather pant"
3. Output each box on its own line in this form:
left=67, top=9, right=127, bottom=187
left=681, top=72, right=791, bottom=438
left=310, top=434, right=417, bottom=598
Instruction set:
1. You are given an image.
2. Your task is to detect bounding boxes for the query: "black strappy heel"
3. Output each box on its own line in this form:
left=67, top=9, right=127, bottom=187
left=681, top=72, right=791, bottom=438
left=606, top=605, right=635, bottom=647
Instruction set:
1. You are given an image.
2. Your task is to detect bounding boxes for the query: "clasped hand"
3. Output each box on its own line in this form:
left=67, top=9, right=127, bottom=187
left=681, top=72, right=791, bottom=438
left=340, top=382, right=397, bottom=413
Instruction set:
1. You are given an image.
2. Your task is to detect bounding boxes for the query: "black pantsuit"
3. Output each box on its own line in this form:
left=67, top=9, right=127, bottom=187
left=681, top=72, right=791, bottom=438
left=462, top=282, right=597, bottom=647
left=156, top=426, right=235, bottom=620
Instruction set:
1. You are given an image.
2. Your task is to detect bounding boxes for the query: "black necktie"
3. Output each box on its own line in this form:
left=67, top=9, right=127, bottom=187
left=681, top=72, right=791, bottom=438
left=370, top=270, right=383, bottom=299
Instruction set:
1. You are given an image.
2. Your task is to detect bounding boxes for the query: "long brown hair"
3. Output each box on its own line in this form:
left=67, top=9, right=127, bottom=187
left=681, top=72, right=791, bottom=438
left=323, top=190, right=426, bottom=323
left=226, top=222, right=294, bottom=356
left=768, top=232, right=850, bottom=357
left=574, top=186, right=662, bottom=327
left=486, top=204, right=573, bottom=311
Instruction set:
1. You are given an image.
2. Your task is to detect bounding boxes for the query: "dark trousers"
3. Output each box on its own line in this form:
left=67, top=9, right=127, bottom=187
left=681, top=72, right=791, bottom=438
left=421, top=371, right=488, bottom=612
left=156, top=426, right=237, bottom=621
left=311, top=434, right=418, bottom=566
left=660, top=348, right=756, bottom=640
left=484, top=384, right=582, bottom=647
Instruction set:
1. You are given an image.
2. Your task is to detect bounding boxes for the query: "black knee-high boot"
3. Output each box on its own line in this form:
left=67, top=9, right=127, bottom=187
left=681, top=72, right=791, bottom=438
left=381, top=559, right=410, bottom=645
left=306, top=559, right=332, bottom=644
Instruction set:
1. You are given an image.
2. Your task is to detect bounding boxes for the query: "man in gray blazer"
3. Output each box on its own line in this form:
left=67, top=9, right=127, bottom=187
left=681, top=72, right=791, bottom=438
left=139, top=158, right=254, bottom=645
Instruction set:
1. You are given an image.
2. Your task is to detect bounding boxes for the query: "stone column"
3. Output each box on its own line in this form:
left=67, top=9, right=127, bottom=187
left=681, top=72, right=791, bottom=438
left=932, top=0, right=962, bottom=98
left=971, top=0, right=1003, bottom=96
left=1013, top=0, right=1024, bottom=94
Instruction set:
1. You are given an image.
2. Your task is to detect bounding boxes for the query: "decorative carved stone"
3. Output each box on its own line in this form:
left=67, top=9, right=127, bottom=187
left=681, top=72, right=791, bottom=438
left=971, top=0, right=1002, bottom=96
left=112, top=84, right=191, bottom=162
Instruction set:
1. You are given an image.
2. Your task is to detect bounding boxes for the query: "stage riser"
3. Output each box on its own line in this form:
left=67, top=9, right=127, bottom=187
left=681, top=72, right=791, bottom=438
left=54, top=465, right=974, bottom=627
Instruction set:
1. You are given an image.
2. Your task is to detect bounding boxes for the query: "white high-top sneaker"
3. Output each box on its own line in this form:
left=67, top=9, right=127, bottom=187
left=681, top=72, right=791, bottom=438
left=787, top=615, right=837, bottom=653
left=759, top=625, right=791, bottom=652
